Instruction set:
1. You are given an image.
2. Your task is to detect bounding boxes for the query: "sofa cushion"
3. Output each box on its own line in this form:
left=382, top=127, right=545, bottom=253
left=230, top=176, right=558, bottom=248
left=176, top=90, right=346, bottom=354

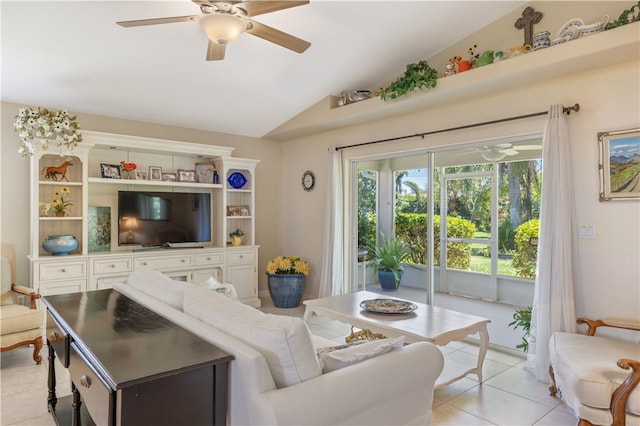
left=183, top=285, right=322, bottom=388
left=550, top=331, right=640, bottom=416
left=127, top=267, right=192, bottom=310
left=319, top=336, right=405, bottom=373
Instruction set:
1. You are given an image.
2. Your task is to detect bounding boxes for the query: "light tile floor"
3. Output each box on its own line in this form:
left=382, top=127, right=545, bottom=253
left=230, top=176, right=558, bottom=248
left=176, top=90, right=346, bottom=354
left=0, top=296, right=578, bottom=426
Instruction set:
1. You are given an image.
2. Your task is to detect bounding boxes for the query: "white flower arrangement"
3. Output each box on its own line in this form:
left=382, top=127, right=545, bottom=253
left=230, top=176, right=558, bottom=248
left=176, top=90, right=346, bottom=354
left=14, top=107, right=82, bottom=157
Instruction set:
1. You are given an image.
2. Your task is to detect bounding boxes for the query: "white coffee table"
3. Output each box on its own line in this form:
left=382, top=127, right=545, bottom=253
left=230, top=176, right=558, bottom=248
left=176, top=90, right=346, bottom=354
left=303, top=291, right=491, bottom=388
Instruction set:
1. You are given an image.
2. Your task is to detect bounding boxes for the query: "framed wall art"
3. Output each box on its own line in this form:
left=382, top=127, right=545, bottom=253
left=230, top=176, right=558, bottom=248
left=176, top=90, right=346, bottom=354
left=100, top=163, right=121, bottom=179
left=598, top=128, right=640, bottom=201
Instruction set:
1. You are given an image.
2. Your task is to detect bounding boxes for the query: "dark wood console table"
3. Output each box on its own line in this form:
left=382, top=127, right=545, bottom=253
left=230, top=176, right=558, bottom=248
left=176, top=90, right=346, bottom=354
left=43, top=289, right=233, bottom=426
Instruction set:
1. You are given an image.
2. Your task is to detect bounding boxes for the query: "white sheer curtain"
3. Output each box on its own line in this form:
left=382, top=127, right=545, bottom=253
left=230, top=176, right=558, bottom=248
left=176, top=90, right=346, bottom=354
left=319, top=147, right=344, bottom=297
left=527, top=104, right=578, bottom=382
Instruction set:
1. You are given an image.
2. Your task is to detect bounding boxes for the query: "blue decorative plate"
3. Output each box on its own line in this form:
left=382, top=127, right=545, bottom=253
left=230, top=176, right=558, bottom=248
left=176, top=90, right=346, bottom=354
left=227, top=172, right=247, bottom=189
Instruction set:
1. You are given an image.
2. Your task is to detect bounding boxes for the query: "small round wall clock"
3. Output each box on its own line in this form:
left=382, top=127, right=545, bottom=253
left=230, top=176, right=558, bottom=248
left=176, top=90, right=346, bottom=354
left=302, top=170, right=315, bottom=191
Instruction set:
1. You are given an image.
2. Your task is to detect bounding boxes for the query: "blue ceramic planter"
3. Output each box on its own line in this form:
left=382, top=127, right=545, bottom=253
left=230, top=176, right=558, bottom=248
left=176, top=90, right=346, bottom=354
left=377, top=270, right=403, bottom=291
left=267, top=274, right=306, bottom=308
left=43, top=235, right=78, bottom=256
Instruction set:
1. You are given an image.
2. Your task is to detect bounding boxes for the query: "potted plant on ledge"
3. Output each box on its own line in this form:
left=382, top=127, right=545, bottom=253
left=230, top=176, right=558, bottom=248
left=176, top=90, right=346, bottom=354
left=368, top=233, right=410, bottom=291
left=265, top=256, right=309, bottom=308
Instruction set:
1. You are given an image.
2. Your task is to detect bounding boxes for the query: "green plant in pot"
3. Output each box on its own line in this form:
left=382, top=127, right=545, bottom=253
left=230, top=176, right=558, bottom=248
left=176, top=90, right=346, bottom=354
left=379, top=60, right=438, bottom=100
left=509, top=306, right=532, bottom=352
left=368, top=233, right=410, bottom=291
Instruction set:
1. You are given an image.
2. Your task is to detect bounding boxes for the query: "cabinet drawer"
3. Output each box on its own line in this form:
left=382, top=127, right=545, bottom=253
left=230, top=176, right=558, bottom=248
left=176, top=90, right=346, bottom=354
left=46, top=311, right=70, bottom=367
left=69, top=343, right=114, bottom=426
left=226, top=250, right=254, bottom=265
left=92, top=257, right=132, bottom=275
left=40, top=280, right=86, bottom=296
left=134, top=255, right=193, bottom=270
left=39, top=260, right=87, bottom=280
left=196, top=252, right=224, bottom=266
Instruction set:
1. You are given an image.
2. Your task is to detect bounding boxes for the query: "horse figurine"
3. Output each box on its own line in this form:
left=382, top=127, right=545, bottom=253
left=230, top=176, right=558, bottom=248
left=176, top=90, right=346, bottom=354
left=42, top=161, right=73, bottom=181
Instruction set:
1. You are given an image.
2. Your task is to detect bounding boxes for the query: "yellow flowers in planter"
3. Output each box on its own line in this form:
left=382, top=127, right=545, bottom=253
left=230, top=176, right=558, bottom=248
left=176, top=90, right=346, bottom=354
left=266, top=256, right=309, bottom=276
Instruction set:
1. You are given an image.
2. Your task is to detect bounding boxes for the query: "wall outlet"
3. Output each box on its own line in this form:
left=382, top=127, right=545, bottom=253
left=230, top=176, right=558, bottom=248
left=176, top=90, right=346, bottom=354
left=578, top=225, right=596, bottom=239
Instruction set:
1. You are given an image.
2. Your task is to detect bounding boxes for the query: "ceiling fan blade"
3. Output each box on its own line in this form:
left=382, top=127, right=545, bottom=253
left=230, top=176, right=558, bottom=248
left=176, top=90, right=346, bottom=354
left=245, top=19, right=310, bottom=53
left=117, top=15, right=200, bottom=27
left=242, top=1, right=309, bottom=17
left=206, top=40, right=226, bottom=61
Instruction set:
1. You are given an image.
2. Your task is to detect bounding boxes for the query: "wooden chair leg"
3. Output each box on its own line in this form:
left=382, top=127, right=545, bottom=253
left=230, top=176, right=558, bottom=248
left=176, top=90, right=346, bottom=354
left=32, top=336, right=43, bottom=364
left=549, top=364, right=559, bottom=397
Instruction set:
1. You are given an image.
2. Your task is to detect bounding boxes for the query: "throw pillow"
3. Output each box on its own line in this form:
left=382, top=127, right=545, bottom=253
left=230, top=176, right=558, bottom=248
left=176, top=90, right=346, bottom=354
left=319, top=336, right=406, bottom=373
left=183, top=285, right=322, bottom=388
left=199, top=276, right=239, bottom=301
left=127, top=267, right=192, bottom=310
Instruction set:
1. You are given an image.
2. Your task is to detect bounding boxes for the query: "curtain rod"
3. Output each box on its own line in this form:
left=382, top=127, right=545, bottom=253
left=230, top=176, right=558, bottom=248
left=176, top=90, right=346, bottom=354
left=335, top=103, right=580, bottom=151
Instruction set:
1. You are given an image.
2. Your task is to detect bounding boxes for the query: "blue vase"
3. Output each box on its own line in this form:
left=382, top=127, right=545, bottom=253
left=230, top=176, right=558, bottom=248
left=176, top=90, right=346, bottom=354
left=43, top=235, right=78, bottom=256
left=267, top=274, right=306, bottom=308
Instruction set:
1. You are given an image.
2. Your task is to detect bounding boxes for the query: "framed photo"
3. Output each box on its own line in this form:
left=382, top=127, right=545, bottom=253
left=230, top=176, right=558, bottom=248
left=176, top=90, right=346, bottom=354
left=598, top=128, right=640, bottom=201
left=195, top=163, right=215, bottom=184
left=240, top=205, right=250, bottom=216
left=135, top=170, right=148, bottom=180
left=227, top=205, right=240, bottom=216
left=162, top=172, right=177, bottom=182
left=177, top=169, right=196, bottom=183
left=87, top=206, right=111, bottom=252
left=100, top=163, right=121, bottom=179
left=149, top=166, right=162, bottom=181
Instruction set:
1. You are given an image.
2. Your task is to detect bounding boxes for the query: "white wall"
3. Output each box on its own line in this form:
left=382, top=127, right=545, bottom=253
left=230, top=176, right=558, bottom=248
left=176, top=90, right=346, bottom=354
left=279, top=3, right=640, bottom=321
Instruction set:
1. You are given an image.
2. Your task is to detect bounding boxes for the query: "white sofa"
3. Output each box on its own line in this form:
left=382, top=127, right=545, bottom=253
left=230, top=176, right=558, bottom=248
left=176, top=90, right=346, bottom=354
left=114, top=268, right=444, bottom=425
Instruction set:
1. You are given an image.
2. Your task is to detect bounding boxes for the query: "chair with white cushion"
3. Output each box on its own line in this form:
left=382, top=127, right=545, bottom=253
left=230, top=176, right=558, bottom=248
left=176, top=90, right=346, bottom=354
left=0, top=256, right=44, bottom=364
left=549, top=317, right=640, bottom=426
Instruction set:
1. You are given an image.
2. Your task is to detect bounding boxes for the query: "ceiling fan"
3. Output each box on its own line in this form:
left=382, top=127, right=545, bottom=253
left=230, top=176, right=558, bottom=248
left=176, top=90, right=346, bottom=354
left=117, top=0, right=311, bottom=61
left=463, top=143, right=542, bottom=162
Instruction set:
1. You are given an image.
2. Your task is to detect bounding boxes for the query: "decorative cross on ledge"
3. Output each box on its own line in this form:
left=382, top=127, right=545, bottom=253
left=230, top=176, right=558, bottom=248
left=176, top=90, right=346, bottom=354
left=515, top=6, right=543, bottom=47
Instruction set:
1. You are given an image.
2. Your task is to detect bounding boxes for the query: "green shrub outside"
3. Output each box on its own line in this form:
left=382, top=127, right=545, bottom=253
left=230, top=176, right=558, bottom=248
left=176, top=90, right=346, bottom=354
left=512, top=219, right=539, bottom=278
left=395, top=213, right=475, bottom=269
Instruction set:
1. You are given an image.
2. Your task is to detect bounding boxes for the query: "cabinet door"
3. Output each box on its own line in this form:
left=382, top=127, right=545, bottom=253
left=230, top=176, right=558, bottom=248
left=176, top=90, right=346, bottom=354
left=226, top=264, right=256, bottom=302
left=194, top=268, right=223, bottom=284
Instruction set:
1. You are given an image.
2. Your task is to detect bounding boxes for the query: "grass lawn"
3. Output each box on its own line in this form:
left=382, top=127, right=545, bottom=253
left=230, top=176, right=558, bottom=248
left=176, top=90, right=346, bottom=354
left=470, top=255, right=516, bottom=276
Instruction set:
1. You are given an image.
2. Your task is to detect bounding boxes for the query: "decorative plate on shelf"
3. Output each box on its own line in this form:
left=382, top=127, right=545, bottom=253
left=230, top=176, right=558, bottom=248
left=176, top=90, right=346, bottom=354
left=360, top=299, right=418, bottom=314
left=227, top=172, right=247, bottom=189
left=558, top=17, right=584, bottom=39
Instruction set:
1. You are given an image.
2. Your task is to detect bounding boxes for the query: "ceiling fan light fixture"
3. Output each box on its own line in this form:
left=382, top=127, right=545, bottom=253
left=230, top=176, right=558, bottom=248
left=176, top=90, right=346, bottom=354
left=481, top=149, right=506, bottom=162
left=199, top=13, right=245, bottom=44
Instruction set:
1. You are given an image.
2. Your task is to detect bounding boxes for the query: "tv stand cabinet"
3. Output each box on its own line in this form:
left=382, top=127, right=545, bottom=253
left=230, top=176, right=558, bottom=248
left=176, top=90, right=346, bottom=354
left=29, top=131, right=260, bottom=307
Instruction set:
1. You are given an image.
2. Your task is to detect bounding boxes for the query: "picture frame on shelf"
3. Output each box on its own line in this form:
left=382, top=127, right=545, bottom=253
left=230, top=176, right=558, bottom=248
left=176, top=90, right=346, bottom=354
left=177, top=169, right=196, bottom=183
left=135, top=170, right=148, bottom=180
left=598, top=127, right=640, bottom=201
left=87, top=206, right=111, bottom=252
left=162, top=172, right=177, bottom=182
left=149, top=166, right=162, bottom=181
left=100, top=163, right=121, bottom=179
left=195, top=163, right=215, bottom=183
left=240, top=205, right=250, bottom=216
left=227, top=205, right=241, bottom=216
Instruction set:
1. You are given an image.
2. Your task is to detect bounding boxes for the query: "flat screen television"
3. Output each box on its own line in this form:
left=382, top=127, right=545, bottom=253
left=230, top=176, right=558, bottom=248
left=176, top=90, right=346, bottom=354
left=117, top=191, right=211, bottom=246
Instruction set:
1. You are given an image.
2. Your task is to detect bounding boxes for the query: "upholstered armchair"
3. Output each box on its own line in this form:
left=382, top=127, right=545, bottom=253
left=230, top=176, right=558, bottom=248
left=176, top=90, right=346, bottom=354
left=0, top=256, right=43, bottom=364
left=549, top=317, right=640, bottom=426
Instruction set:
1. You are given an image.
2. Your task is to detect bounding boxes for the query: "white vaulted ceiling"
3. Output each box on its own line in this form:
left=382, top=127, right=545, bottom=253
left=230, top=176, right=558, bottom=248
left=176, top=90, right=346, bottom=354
left=2, top=1, right=524, bottom=138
